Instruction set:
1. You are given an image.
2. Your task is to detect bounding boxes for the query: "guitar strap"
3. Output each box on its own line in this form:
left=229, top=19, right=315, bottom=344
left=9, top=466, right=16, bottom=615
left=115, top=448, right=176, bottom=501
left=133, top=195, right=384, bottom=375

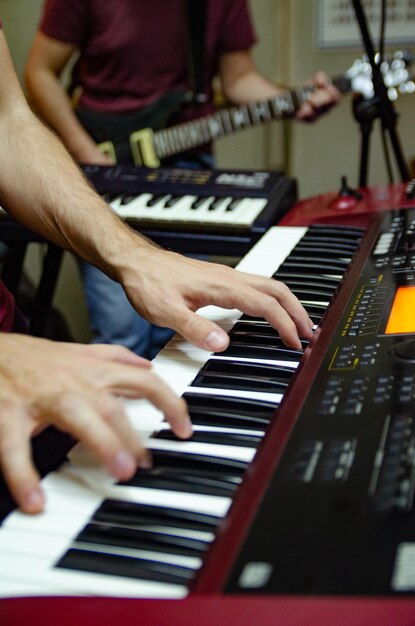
left=185, top=0, right=208, bottom=103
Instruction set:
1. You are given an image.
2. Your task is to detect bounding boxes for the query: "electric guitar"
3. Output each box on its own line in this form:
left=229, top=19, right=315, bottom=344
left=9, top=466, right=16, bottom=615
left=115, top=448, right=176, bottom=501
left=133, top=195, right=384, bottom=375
left=79, top=51, right=414, bottom=167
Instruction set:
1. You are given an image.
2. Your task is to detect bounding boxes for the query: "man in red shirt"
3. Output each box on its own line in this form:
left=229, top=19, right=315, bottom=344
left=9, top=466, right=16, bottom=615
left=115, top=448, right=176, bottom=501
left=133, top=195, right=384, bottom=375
left=0, top=22, right=312, bottom=514
left=25, top=0, right=340, bottom=360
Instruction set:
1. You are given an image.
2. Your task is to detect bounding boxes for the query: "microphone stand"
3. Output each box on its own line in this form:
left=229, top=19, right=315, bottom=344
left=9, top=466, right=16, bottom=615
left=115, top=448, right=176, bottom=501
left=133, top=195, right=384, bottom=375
left=351, top=0, right=410, bottom=186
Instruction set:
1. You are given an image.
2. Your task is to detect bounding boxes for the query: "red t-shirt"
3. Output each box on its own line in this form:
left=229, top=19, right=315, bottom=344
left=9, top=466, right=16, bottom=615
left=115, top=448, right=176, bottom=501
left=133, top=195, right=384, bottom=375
left=39, top=0, right=256, bottom=122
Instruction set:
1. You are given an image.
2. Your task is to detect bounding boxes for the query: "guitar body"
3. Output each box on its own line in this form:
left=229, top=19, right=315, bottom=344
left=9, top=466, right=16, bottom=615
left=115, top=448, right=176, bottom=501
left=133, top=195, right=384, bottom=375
left=76, top=90, right=191, bottom=165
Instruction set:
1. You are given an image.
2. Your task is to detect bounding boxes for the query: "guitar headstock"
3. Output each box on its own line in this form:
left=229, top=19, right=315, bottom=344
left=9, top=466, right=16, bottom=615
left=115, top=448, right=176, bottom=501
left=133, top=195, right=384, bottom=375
left=345, top=50, right=415, bottom=101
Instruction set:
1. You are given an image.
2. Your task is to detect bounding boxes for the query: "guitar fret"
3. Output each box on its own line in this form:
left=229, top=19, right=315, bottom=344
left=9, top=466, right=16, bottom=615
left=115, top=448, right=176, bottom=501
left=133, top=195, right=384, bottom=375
left=179, top=126, right=189, bottom=151
left=169, top=128, right=183, bottom=155
left=198, top=119, right=211, bottom=143
left=248, top=102, right=272, bottom=124
left=207, top=115, right=224, bottom=139
left=153, top=132, right=168, bottom=159
left=179, top=126, right=190, bottom=151
left=270, top=93, right=295, bottom=118
left=256, top=101, right=272, bottom=122
left=160, top=129, right=174, bottom=157
left=219, top=109, right=233, bottom=133
left=229, top=105, right=250, bottom=129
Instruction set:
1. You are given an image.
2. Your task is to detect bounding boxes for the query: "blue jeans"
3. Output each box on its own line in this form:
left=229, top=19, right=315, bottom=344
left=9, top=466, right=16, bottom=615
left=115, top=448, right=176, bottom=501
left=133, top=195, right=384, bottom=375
left=81, top=154, right=214, bottom=360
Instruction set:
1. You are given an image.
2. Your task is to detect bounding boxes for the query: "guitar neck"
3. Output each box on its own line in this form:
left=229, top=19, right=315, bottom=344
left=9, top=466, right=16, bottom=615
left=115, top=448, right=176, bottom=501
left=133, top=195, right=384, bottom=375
left=152, top=74, right=352, bottom=161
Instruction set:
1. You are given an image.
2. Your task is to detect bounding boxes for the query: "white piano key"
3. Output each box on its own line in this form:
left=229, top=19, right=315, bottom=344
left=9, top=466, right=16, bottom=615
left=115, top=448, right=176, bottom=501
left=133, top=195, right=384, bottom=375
left=110, top=193, right=153, bottom=218
left=0, top=528, right=75, bottom=558
left=108, top=191, right=271, bottom=230
left=157, top=423, right=265, bottom=438
left=58, top=464, right=232, bottom=518
left=236, top=226, right=307, bottom=276
left=0, top=527, right=203, bottom=571
left=0, top=579, right=62, bottom=598
left=185, top=386, right=283, bottom=404
left=216, top=198, right=268, bottom=227
left=146, top=437, right=256, bottom=464
left=160, top=347, right=299, bottom=370
left=155, top=195, right=199, bottom=222
left=4, top=502, right=215, bottom=544
left=187, top=197, right=230, bottom=225
left=0, top=553, right=187, bottom=598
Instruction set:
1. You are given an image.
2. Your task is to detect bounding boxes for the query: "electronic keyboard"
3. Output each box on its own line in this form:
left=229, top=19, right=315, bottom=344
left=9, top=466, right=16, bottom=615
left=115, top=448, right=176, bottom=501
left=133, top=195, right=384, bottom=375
left=0, top=222, right=366, bottom=598
left=82, top=164, right=297, bottom=255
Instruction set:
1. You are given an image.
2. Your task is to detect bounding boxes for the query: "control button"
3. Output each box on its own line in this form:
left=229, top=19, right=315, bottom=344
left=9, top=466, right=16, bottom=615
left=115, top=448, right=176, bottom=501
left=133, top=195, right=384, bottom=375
left=391, top=339, right=415, bottom=362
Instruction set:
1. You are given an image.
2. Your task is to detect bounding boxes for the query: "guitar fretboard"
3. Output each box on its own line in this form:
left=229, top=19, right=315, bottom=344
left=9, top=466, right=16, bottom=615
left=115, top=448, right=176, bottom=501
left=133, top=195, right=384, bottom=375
left=153, top=75, right=351, bottom=160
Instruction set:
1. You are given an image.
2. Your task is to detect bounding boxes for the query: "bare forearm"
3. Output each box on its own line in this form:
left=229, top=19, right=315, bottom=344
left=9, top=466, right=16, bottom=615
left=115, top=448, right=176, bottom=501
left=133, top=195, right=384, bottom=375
left=0, top=101, right=153, bottom=280
left=223, top=68, right=284, bottom=104
left=25, top=67, right=98, bottom=161
left=219, top=49, right=340, bottom=121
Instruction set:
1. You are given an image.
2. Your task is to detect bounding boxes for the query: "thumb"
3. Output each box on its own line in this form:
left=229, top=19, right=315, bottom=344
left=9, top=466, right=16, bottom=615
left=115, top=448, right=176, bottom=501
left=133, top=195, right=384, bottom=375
left=175, top=309, right=230, bottom=352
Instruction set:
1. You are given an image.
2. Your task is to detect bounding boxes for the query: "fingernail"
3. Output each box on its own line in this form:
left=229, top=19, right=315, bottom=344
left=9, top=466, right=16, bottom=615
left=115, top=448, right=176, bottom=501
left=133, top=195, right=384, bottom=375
left=109, top=450, right=136, bottom=478
left=25, top=488, right=45, bottom=512
left=206, top=330, right=227, bottom=351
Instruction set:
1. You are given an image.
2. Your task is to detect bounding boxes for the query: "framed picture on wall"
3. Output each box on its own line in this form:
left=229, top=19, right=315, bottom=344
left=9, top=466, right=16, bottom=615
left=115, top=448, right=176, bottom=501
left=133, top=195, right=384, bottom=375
left=316, top=0, right=415, bottom=48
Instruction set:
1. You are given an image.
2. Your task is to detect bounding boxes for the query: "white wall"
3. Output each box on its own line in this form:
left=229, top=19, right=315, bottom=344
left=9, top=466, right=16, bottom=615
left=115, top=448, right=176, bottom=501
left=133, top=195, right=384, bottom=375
left=216, top=0, right=415, bottom=198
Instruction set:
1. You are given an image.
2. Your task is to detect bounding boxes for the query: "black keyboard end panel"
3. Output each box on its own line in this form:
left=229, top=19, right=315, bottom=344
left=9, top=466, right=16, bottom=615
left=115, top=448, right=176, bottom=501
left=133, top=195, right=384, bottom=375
left=224, top=209, right=415, bottom=597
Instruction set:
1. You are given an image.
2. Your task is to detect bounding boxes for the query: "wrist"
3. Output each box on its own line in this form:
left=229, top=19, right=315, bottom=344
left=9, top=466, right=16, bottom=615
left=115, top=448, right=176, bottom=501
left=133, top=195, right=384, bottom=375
left=98, top=224, right=158, bottom=284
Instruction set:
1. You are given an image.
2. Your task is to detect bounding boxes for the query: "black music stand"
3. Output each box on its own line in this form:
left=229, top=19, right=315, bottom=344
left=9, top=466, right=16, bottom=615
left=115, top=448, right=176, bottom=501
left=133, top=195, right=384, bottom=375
left=351, top=0, right=410, bottom=187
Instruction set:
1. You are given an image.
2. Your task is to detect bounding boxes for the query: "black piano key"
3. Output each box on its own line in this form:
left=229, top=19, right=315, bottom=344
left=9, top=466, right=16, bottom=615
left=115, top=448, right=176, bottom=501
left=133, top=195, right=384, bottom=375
left=94, top=500, right=220, bottom=532
left=164, top=195, right=182, bottom=207
left=219, top=342, right=302, bottom=361
left=306, top=224, right=365, bottom=237
left=183, top=393, right=277, bottom=428
left=287, top=288, right=338, bottom=301
left=274, top=272, right=341, bottom=287
left=238, top=310, right=321, bottom=324
left=119, top=193, right=141, bottom=205
left=156, top=429, right=262, bottom=447
left=207, top=196, right=227, bottom=211
left=230, top=322, right=310, bottom=346
left=193, top=359, right=294, bottom=393
left=275, top=262, right=345, bottom=274
left=190, top=196, right=211, bottom=209
left=275, top=279, right=337, bottom=293
left=56, top=548, right=194, bottom=585
left=225, top=328, right=306, bottom=353
left=102, top=192, right=120, bottom=203
left=76, top=522, right=209, bottom=557
left=281, top=255, right=350, bottom=268
left=289, top=248, right=353, bottom=261
left=148, top=449, right=248, bottom=474
left=146, top=194, right=171, bottom=207
left=120, top=470, right=238, bottom=498
left=225, top=197, right=242, bottom=211
left=295, top=237, right=357, bottom=251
